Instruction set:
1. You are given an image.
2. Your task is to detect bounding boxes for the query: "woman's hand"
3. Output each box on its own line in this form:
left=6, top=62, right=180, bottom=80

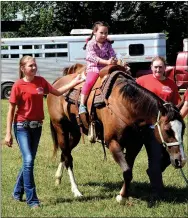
left=72, top=74, right=86, bottom=86
left=4, top=133, right=13, bottom=147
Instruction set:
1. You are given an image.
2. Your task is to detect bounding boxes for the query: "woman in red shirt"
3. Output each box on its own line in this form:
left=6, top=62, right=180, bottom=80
left=4, top=55, right=84, bottom=209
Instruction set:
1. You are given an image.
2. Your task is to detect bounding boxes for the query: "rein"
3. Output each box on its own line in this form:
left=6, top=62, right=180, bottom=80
left=154, top=110, right=182, bottom=148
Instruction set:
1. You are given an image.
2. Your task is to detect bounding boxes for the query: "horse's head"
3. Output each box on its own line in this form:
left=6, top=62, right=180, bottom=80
left=155, top=102, right=187, bottom=168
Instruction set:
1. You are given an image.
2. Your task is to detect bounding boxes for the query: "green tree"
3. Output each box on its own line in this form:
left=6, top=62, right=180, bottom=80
left=1, top=1, right=116, bottom=36
left=1, top=1, right=188, bottom=64
left=114, top=1, right=188, bottom=64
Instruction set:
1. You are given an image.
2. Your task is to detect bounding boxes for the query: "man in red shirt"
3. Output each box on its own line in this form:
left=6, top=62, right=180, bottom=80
left=136, top=61, right=181, bottom=106
left=135, top=56, right=181, bottom=203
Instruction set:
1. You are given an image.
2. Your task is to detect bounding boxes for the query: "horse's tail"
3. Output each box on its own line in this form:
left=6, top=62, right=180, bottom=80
left=50, top=120, right=59, bottom=158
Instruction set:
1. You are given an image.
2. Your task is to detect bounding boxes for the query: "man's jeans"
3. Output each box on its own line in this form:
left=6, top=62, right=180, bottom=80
left=13, top=123, right=42, bottom=207
left=143, top=127, right=164, bottom=196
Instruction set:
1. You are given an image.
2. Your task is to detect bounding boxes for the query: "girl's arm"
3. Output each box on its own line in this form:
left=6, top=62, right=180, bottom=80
left=98, top=57, right=117, bottom=65
left=86, top=41, right=117, bottom=65
left=50, top=74, right=85, bottom=96
left=5, top=103, right=16, bottom=147
left=109, top=43, right=116, bottom=58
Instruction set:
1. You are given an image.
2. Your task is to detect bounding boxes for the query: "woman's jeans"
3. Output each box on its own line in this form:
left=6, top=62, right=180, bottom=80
left=13, top=123, right=42, bottom=207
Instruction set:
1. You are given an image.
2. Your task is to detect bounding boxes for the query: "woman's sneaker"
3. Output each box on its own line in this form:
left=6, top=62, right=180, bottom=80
left=12, top=193, right=23, bottom=202
left=79, top=104, right=87, bottom=114
left=31, top=204, right=41, bottom=209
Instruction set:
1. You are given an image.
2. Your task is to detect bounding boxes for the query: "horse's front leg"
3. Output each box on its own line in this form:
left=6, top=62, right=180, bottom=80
left=53, top=123, right=66, bottom=186
left=54, top=121, right=83, bottom=197
left=109, top=140, right=132, bottom=204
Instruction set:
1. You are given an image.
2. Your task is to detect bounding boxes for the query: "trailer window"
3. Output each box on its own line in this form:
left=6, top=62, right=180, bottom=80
left=45, top=44, right=56, bottom=49
left=45, top=53, right=56, bottom=57
left=1, top=45, right=8, bottom=50
left=57, top=52, right=68, bottom=57
left=34, top=45, right=42, bottom=49
left=45, top=44, right=67, bottom=49
left=129, top=44, right=144, bottom=56
left=1, top=54, right=8, bottom=58
left=23, top=54, right=33, bottom=57
left=23, top=45, right=32, bottom=49
left=34, top=53, right=43, bottom=58
left=57, top=44, right=67, bottom=48
left=10, top=45, right=19, bottom=50
left=11, top=54, right=19, bottom=58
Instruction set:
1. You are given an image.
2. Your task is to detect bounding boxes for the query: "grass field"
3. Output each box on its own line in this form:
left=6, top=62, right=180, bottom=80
left=1, top=99, right=188, bottom=217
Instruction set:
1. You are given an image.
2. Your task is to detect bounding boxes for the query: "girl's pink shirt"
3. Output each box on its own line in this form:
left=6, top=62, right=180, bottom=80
left=86, top=38, right=116, bottom=73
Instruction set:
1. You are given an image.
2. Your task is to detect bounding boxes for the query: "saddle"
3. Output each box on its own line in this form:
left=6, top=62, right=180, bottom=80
left=64, top=65, right=134, bottom=113
left=62, top=64, right=135, bottom=143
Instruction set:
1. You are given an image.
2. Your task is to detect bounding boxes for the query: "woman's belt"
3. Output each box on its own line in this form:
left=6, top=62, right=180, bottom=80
left=16, top=121, right=42, bottom=128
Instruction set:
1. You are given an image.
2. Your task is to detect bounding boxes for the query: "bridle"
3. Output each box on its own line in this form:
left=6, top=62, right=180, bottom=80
left=154, top=110, right=182, bottom=148
left=154, top=109, right=188, bottom=186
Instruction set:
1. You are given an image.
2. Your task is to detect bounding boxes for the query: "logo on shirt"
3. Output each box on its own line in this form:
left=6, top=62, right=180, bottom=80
left=162, top=86, right=172, bottom=93
left=36, top=87, right=44, bottom=95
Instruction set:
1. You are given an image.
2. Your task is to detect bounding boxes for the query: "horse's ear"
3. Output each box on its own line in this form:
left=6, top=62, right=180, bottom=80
left=157, top=100, right=167, bottom=116
left=67, top=65, right=75, bottom=74
left=67, top=63, right=84, bottom=75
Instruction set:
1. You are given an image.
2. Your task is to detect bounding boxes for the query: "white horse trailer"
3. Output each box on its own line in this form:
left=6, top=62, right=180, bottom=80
left=1, top=31, right=166, bottom=99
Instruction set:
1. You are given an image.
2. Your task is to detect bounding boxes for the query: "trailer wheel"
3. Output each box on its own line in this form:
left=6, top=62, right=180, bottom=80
left=1, top=83, right=13, bottom=99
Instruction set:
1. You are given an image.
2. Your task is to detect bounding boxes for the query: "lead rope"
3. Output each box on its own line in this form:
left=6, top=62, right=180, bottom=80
left=180, top=168, right=188, bottom=186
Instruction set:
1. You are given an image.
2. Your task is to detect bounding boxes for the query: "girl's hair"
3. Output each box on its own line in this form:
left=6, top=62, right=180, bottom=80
left=151, top=56, right=167, bottom=66
left=83, top=21, right=114, bottom=50
left=19, top=55, right=35, bottom=79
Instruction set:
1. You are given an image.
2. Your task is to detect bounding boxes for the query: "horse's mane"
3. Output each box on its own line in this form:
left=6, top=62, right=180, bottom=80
left=52, top=76, right=62, bottom=85
left=116, top=75, right=184, bottom=125
left=51, top=67, right=70, bottom=85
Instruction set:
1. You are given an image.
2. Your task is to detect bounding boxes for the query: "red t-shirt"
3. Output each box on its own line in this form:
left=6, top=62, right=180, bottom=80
left=184, top=89, right=188, bottom=101
left=10, top=76, right=55, bottom=122
left=136, top=74, right=181, bottom=105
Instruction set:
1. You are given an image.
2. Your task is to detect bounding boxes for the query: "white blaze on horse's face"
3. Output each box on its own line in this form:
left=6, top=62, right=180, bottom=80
left=170, top=120, right=187, bottom=165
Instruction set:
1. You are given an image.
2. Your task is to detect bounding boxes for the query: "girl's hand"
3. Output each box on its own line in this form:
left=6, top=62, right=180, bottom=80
left=4, top=133, right=13, bottom=147
left=108, top=57, right=117, bottom=65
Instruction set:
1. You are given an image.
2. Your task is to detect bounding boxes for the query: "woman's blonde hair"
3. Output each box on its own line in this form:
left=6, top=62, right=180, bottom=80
left=19, top=55, right=35, bottom=79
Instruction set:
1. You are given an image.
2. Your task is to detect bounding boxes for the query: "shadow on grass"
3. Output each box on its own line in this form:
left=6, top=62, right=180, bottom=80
left=51, top=180, right=188, bottom=205
left=87, top=181, right=188, bottom=203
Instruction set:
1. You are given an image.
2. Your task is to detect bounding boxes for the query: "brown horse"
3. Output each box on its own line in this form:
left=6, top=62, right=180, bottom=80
left=47, top=64, right=187, bottom=203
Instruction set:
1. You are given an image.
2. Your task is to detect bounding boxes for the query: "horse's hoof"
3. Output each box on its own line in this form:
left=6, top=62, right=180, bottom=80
left=116, top=195, right=126, bottom=205
left=55, top=179, right=61, bottom=186
left=74, top=192, right=83, bottom=198
left=88, top=136, right=96, bottom=143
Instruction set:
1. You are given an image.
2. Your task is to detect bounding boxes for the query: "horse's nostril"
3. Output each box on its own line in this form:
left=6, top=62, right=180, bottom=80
left=175, top=159, right=180, bottom=167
